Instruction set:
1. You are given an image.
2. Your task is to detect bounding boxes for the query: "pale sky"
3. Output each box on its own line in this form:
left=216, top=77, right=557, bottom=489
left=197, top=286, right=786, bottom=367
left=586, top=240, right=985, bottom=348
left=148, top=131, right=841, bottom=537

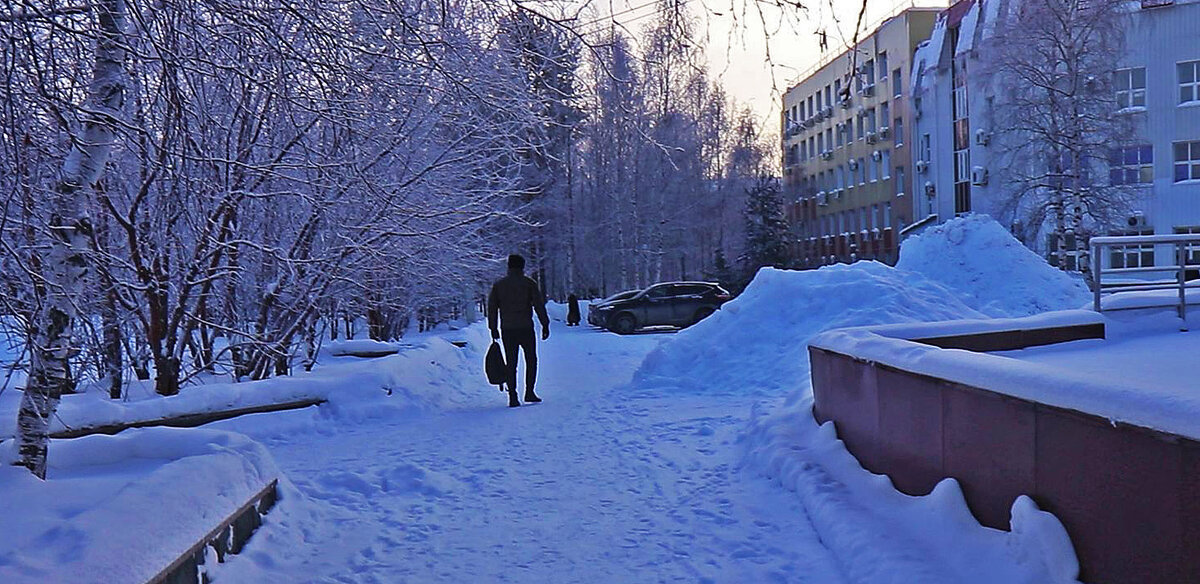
left=578, top=0, right=950, bottom=128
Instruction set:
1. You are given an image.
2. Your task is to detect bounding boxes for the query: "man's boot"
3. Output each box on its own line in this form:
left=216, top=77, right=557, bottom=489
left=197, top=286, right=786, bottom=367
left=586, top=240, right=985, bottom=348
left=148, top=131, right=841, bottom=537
left=508, top=388, right=521, bottom=408
left=524, top=390, right=541, bottom=403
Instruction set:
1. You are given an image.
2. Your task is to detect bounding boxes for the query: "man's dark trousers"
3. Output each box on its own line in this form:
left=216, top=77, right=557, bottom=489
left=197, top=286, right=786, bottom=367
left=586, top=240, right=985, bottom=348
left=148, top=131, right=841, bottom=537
left=501, top=327, right=537, bottom=395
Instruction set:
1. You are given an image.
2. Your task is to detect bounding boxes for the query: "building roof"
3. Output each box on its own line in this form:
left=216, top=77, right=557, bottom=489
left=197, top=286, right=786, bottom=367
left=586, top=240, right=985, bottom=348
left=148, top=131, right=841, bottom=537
left=944, top=0, right=976, bottom=28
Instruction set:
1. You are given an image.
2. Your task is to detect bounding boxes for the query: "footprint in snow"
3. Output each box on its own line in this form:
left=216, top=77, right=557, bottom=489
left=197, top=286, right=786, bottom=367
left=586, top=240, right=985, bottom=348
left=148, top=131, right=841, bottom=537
left=380, top=462, right=460, bottom=498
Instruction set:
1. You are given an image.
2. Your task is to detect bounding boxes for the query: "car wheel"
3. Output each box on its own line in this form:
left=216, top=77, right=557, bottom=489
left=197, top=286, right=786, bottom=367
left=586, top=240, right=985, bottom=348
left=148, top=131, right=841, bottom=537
left=691, top=307, right=715, bottom=326
left=612, top=313, right=637, bottom=335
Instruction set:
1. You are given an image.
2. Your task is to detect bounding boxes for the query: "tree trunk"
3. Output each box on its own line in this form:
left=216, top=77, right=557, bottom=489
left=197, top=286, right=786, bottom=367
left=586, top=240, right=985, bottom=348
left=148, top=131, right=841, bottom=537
left=15, top=0, right=127, bottom=479
left=102, top=286, right=123, bottom=399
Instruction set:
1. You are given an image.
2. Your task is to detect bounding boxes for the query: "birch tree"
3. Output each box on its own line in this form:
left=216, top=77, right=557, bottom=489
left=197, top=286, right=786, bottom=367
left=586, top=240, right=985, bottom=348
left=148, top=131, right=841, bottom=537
left=11, top=0, right=128, bottom=478
left=986, top=0, right=1136, bottom=270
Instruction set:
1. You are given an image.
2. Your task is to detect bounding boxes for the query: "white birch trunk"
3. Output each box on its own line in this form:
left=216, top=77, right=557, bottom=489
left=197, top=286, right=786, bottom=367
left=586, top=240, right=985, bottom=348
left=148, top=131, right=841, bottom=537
left=14, top=0, right=127, bottom=479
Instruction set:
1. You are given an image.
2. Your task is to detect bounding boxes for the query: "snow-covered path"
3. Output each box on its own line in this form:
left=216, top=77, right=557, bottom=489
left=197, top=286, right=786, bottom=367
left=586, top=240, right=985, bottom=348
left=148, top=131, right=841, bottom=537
left=214, top=324, right=847, bottom=583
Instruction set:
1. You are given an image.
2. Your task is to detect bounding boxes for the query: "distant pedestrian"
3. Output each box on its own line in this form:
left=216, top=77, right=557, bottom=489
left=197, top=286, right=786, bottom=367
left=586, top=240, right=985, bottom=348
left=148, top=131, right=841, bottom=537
left=488, top=254, right=551, bottom=407
left=566, top=294, right=581, bottom=326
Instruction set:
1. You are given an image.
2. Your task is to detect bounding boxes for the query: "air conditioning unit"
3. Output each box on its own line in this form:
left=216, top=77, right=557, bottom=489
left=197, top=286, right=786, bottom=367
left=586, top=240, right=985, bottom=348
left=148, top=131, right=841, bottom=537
left=786, top=122, right=800, bottom=136
left=823, top=106, right=834, bottom=119
left=860, top=83, right=876, bottom=97
left=820, top=150, right=833, bottom=160
left=817, top=191, right=829, bottom=206
left=924, top=181, right=936, bottom=196
left=848, top=158, right=860, bottom=170
left=878, top=126, right=891, bottom=139
left=840, top=95, right=853, bottom=108
left=804, top=117, right=815, bottom=128
left=1127, top=212, right=1148, bottom=228
left=975, top=129, right=991, bottom=146
left=971, top=166, right=989, bottom=186
left=865, top=132, right=878, bottom=144
left=916, top=160, right=929, bottom=173
left=871, top=150, right=883, bottom=162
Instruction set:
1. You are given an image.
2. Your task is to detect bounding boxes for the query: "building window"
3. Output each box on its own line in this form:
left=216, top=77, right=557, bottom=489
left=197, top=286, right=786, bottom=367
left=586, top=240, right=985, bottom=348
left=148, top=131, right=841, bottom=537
left=1114, top=67, right=1146, bottom=110
left=954, top=150, right=972, bottom=214
left=1177, top=141, right=1200, bottom=182
left=857, top=116, right=864, bottom=140
left=818, top=133, right=824, bottom=153
left=894, top=165, right=906, bottom=196
left=894, top=116, right=904, bottom=145
left=868, top=108, right=878, bottom=133
left=868, top=157, right=877, bottom=182
left=892, top=68, right=902, bottom=97
left=826, top=129, right=833, bottom=151
left=825, top=84, right=833, bottom=109
left=921, top=134, right=931, bottom=162
left=836, top=124, right=844, bottom=147
left=884, top=202, right=892, bottom=228
left=859, top=158, right=867, bottom=184
left=1109, top=145, right=1153, bottom=185
left=882, top=151, right=891, bottom=178
left=1109, top=228, right=1155, bottom=268
left=864, top=59, right=875, bottom=85
left=1180, top=60, right=1200, bottom=104
left=878, top=52, right=888, bottom=82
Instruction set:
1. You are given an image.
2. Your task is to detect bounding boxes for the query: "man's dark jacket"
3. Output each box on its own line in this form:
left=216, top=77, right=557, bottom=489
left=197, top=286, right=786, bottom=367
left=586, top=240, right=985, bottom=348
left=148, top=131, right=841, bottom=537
left=488, top=269, right=550, bottom=332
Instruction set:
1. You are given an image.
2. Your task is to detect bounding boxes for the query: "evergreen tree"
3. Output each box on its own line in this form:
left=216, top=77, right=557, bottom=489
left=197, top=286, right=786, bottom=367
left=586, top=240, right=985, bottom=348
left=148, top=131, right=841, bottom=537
left=742, top=175, right=788, bottom=280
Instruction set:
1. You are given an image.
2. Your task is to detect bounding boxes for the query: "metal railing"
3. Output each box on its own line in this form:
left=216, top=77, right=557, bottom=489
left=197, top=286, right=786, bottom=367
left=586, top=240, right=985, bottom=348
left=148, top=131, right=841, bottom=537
left=1090, top=234, right=1200, bottom=324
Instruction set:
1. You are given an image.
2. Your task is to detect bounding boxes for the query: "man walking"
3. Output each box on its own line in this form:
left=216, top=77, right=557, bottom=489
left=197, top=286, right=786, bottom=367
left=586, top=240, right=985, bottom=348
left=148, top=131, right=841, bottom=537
left=488, top=254, right=550, bottom=407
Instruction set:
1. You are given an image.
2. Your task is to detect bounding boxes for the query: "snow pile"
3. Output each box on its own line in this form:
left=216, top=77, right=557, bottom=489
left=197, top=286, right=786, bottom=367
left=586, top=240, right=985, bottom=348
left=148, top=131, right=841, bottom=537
left=0, top=325, right=497, bottom=438
left=897, top=214, right=1091, bottom=317
left=0, top=428, right=283, bottom=583
left=630, top=214, right=1090, bottom=581
left=742, top=392, right=1080, bottom=584
left=632, top=262, right=985, bottom=396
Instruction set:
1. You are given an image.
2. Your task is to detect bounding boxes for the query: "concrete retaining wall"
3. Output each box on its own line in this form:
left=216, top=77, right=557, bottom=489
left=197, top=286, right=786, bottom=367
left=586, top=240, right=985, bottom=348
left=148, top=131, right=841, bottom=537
left=811, top=325, right=1200, bottom=583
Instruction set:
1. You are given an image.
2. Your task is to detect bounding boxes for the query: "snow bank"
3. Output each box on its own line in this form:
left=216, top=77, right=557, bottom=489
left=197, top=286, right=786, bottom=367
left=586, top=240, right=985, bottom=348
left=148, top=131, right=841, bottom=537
left=743, top=392, right=1080, bottom=584
left=632, top=262, right=984, bottom=396
left=632, top=214, right=1090, bottom=581
left=0, top=428, right=280, bottom=584
left=634, top=215, right=1090, bottom=397
left=0, top=325, right=497, bottom=439
left=897, top=214, right=1092, bottom=317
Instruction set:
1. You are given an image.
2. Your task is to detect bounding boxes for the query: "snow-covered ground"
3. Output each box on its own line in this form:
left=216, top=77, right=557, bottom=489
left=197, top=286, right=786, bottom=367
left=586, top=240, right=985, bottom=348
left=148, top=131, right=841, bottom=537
left=0, top=215, right=1099, bottom=583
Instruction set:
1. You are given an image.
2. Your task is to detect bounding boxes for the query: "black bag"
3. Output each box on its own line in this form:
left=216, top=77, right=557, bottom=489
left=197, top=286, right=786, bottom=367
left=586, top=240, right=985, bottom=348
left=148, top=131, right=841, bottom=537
left=485, top=341, right=508, bottom=389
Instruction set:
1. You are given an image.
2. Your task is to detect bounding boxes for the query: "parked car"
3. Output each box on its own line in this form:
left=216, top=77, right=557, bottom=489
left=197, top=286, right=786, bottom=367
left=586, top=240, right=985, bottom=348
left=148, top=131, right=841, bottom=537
left=590, top=282, right=732, bottom=334
left=587, top=289, right=642, bottom=327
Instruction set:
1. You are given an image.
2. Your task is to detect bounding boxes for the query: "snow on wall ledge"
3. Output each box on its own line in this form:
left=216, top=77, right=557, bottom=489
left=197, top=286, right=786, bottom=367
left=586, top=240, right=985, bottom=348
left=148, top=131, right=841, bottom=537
left=810, top=311, right=1200, bottom=440
left=0, top=428, right=280, bottom=584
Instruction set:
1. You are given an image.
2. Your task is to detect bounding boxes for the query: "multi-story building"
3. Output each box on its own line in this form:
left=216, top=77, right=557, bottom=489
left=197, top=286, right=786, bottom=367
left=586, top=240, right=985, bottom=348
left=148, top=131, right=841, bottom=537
left=911, top=0, right=1200, bottom=269
left=781, top=8, right=939, bottom=268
